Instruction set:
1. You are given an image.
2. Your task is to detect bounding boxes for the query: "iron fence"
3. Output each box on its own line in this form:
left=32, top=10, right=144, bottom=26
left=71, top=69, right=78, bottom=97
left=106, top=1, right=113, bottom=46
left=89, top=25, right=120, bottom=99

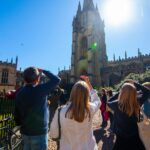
left=0, top=97, right=23, bottom=150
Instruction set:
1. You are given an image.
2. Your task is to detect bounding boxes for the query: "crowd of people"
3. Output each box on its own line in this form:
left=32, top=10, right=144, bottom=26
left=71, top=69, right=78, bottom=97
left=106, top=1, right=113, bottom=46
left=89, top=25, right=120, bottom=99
left=0, top=88, right=18, bottom=99
left=13, top=66, right=150, bottom=150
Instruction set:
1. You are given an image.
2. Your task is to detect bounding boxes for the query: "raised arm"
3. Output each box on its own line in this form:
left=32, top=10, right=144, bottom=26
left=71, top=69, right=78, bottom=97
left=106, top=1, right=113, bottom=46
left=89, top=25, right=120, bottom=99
left=36, top=70, right=61, bottom=95
left=134, top=82, right=150, bottom=106
left=89, top=89, right=101, bottom=115
left=80, top=75, right=101, bottom=114
left=107, top=92, right=119, bottom=111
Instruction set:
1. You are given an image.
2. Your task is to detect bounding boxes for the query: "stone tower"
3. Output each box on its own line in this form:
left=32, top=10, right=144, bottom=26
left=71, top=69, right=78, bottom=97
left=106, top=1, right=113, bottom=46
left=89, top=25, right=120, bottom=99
left=70, top=0, right=107, bottom=86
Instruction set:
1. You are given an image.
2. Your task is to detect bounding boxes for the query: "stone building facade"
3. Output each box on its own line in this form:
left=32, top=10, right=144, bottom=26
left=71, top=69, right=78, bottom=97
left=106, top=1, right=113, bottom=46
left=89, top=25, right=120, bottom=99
left=59, top=0, right=150, bottom=87
left=58, top=69, right=71, bottom=87
left=102, top=51, right=150, bottom=86
left=0, top=57, right=18, bottom=91
left=70, top=0, right=107, bottom=87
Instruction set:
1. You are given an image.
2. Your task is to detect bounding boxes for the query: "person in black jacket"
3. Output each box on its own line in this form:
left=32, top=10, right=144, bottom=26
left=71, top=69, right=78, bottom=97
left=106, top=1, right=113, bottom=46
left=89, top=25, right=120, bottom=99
left=15, top=67, right=60, bottom=150
left=48, top=87, right=66, bottom=127
left=107, top=80, right=150, bottom=150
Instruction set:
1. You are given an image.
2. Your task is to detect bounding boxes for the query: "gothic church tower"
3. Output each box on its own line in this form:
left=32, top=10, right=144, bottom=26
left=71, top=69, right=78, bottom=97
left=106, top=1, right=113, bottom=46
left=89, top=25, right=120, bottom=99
left=70, top=0, right=107, bottom=86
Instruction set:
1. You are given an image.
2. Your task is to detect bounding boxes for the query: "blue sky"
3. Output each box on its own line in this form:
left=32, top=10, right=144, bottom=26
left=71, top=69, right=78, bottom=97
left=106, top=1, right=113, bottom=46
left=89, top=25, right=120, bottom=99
left=0, top=0, right=150, bottom=74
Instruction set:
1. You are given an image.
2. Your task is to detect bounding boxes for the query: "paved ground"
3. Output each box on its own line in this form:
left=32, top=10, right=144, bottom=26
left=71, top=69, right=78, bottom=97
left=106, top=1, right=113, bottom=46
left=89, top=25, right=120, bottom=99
left=48, top=110, right=115, bottom=150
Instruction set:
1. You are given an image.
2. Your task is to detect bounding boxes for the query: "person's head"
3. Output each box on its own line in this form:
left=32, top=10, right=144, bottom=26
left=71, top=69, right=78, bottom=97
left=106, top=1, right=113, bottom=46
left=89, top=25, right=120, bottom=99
left=51, top=87, right=64, bottom=97
left=101, top=88, right=106, bottom=95
left=107, top=89, right=113, bottom=98
left=118, top=83, right=140, bottom=117
left=23, top=67, right=40, bottom=84
left=142, top=82, right=150, bottom=89
left=66, top=80, right=91, bottom=122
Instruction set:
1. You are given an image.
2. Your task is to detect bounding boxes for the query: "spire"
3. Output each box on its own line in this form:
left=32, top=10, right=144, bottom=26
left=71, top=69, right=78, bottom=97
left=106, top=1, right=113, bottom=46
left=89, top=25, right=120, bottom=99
left=11, top=58, right=13, bottom=64
left=113, top=54, right=116, bottom=61
left=83, top=0, right=95, bottom=11
left=125, top=51, right=127, bottom=59
left=58, top=67, right=60, bottom=73
left=77, top=1, right=81, bottom=14
left=138, top=48, right=141, bottom=57
left=15, top=56, right=18, bottom=67
left=119, top=56, right=121, bottom=61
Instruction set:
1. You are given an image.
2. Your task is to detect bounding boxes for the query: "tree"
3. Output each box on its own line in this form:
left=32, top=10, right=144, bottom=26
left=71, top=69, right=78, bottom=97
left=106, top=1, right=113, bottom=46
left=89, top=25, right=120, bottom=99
left=115, top=71, right=150, bottom=90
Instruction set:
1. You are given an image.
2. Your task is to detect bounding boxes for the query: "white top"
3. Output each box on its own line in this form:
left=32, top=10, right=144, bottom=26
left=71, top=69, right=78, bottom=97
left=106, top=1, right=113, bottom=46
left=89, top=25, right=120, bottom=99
left=50, top=89, right=101, bottom=150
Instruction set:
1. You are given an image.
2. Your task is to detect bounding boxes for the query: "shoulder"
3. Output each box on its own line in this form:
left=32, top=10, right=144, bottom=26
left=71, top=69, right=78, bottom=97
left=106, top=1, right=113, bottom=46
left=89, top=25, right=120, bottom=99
left=60, top=103, right=70, bottom=111
left=16, top=87, right=25, bottom=98
left=89, top=102, right=99, bottom=111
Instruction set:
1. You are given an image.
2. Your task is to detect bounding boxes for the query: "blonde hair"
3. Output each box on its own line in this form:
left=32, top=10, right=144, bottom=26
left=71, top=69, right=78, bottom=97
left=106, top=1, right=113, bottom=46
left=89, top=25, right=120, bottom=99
left=118, top=83, right=140, bottom=117
left=65, top=81, right=91, bottom=122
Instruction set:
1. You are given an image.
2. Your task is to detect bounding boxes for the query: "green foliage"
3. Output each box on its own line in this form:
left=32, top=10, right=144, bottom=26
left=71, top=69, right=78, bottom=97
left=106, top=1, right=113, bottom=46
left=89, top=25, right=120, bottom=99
left=115, top=71, right=150, bottom=90
left=99, top=86, right=114, bottom=91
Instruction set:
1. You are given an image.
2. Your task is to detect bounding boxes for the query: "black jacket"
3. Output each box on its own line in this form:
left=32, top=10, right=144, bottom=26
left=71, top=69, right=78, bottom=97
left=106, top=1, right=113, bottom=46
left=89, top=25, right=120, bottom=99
left=107, top=82, right=150, bottom=137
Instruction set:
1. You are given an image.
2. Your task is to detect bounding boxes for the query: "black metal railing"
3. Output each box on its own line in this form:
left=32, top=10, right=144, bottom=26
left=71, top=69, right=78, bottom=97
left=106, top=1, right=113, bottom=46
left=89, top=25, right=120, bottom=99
left=0, top=97, right=23, bottom=150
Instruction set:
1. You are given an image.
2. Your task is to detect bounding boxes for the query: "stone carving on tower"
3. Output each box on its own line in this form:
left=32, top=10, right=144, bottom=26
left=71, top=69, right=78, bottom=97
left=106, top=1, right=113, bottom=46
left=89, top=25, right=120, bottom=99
left=70, top=0, right=107, bottom=86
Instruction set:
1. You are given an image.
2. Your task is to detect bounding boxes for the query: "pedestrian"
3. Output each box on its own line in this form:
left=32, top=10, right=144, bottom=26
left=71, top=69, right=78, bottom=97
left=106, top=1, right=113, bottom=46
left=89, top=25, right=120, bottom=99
left=100, top=88, right=108, bottom=127
left=50, top=76, right=101, bottom=150
left=108, top=80, right=150, bottom=150
left=107, top=89, right=114, bottom=132
left=142, top=82, right=150, bottom=121
left=49, top=87, right=64, bottom=127
left=15, top=67, right=60, bottom=150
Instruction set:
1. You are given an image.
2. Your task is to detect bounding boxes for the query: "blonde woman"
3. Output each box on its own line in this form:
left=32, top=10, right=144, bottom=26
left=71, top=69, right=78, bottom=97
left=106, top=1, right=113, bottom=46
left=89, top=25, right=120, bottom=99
left=108, top=80, right=150, bottom=150
left=50, top=76, right=100, bottom=150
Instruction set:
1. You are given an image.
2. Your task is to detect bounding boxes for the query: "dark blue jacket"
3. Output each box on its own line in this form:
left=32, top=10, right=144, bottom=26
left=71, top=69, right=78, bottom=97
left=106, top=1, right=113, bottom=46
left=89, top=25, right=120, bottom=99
left=107, top=82, right=150, bottom=138
left=15, top=70, right=61, bottom=136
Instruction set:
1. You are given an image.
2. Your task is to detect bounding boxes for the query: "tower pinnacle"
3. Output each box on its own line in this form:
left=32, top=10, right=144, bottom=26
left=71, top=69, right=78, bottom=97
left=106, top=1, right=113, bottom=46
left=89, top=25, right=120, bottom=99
left=83, top=0, right=95, bottom=11
left=125, top=51, right=127, bottom=59
left=77, top=1, right=81, bottom=14
left=15, top=56, right=18, bottom=67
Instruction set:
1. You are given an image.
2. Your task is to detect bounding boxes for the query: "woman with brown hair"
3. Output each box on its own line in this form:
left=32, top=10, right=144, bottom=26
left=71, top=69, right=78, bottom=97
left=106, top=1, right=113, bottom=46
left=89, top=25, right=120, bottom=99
left=50, top=76, right=100, bottom=150
left=108, top=80, right=150, bottom=150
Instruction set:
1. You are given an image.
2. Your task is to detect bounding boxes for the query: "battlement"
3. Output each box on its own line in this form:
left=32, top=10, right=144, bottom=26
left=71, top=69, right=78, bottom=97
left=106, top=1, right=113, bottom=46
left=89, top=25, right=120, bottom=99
left=0, top=61, right=16, bottom=67
left=0, top=57, right=18, bottom=68
left=108, top=53, right=150, bottom=65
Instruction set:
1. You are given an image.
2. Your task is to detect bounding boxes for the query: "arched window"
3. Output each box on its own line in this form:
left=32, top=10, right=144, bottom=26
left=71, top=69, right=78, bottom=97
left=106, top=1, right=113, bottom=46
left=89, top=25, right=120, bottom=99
left=81, top=37, right=88, bottom=58
left=1, top=69, right=9, bottom=84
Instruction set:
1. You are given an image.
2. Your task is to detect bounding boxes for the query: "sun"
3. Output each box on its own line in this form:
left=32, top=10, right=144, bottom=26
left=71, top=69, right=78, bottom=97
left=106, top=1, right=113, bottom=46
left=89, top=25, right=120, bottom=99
left=102, top=0, right=134, bottom=26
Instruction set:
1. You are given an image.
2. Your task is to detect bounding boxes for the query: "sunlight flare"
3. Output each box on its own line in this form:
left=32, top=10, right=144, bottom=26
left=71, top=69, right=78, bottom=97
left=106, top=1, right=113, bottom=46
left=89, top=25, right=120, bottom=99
left=102, top=0, right=134, bottom=26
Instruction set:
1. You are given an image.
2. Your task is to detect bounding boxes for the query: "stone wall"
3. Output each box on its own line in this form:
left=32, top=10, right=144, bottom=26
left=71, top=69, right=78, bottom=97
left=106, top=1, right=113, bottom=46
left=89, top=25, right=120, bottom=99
left=0, top=62, right=17, bottom=91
